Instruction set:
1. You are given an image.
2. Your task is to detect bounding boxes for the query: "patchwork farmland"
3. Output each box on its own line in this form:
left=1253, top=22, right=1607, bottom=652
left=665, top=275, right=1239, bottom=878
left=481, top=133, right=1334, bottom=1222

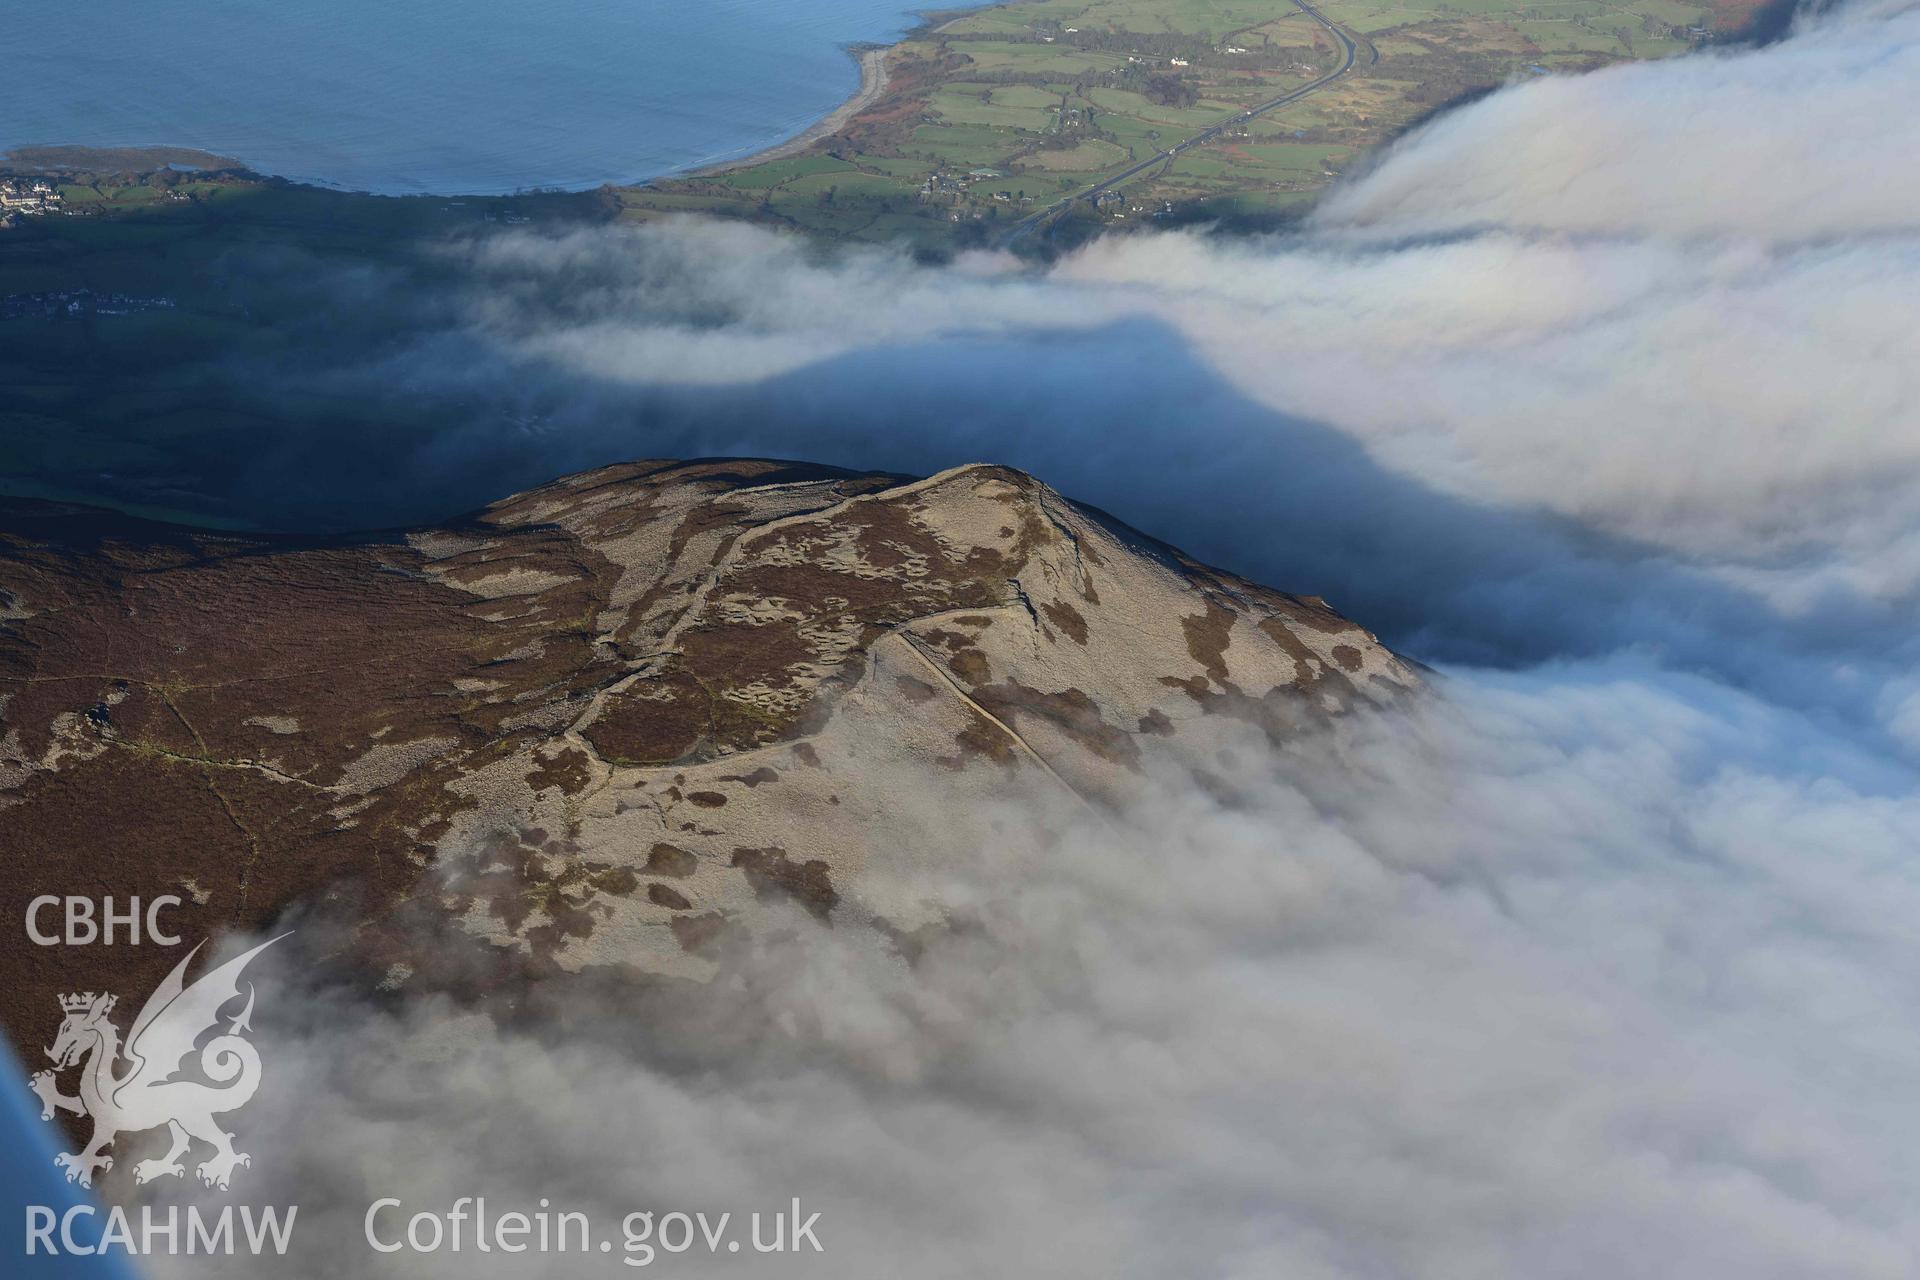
left=622, top=0, right=1761, bottom=248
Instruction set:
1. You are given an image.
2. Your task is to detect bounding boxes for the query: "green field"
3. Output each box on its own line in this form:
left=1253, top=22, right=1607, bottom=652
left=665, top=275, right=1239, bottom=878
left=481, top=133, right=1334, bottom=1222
left=621, top=0, right=1743, bottom=246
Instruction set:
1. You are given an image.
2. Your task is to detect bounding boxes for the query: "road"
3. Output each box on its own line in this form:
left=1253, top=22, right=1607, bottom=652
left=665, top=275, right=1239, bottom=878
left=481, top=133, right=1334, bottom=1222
left=1001, top=0, right=1368, bottom=249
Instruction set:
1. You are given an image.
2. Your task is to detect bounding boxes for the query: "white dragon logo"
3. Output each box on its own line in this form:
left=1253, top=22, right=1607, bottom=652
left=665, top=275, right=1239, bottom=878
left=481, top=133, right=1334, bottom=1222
left=29, top=934, right=286, bottom=1191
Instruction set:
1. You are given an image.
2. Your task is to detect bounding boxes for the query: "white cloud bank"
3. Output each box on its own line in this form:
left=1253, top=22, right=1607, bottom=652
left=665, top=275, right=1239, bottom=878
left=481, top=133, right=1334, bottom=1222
left=121, top=3, right=1920, bottom=1276
left=1317, top=0, right=1920, bottom=239
left=148, top=668, right=1920, bottom=1280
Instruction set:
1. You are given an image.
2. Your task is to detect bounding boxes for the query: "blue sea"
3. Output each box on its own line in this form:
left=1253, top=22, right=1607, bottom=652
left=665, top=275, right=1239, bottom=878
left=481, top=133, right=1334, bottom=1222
left=4, top=0, right=958, bottom=194
left=0, top=1041, right=136, bottom=1278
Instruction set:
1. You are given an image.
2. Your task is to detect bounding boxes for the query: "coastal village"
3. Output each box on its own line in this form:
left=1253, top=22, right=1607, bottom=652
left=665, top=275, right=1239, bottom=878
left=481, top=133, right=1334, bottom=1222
left=0, top=287, right=177, bottom=320
left=0, top=177, right=63, bottom=228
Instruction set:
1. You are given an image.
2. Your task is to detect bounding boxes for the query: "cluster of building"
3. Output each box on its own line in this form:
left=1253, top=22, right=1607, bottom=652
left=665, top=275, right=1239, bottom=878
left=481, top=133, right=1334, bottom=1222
left=918, top=169, right=1029, bottom=206
left=1093, top=191, right=1175, bottom=221
left=1, top=288, right=176, bottom=320
left=0, top=178, right=64, bottom=228
left=443, top=201, right=532, bottom=224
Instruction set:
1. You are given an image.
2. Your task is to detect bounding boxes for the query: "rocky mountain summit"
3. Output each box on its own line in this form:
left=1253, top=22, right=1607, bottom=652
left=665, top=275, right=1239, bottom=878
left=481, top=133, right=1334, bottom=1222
left=0, top=459, right=1416, bottom=1044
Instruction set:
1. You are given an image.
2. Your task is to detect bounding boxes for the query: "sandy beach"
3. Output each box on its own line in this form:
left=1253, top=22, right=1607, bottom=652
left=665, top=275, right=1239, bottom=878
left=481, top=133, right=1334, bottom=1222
left=683, top=47, right=889, bottom=178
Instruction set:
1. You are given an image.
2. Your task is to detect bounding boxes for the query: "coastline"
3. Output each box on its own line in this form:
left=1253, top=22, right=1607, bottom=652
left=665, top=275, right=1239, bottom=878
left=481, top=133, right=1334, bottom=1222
left=679, top=46, right=890, bottom=180
left=2, top=144, right=245, bottom=174
left=3, top=0, right=972, bottom=198
left=2, top=44, right=899, bottom=195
